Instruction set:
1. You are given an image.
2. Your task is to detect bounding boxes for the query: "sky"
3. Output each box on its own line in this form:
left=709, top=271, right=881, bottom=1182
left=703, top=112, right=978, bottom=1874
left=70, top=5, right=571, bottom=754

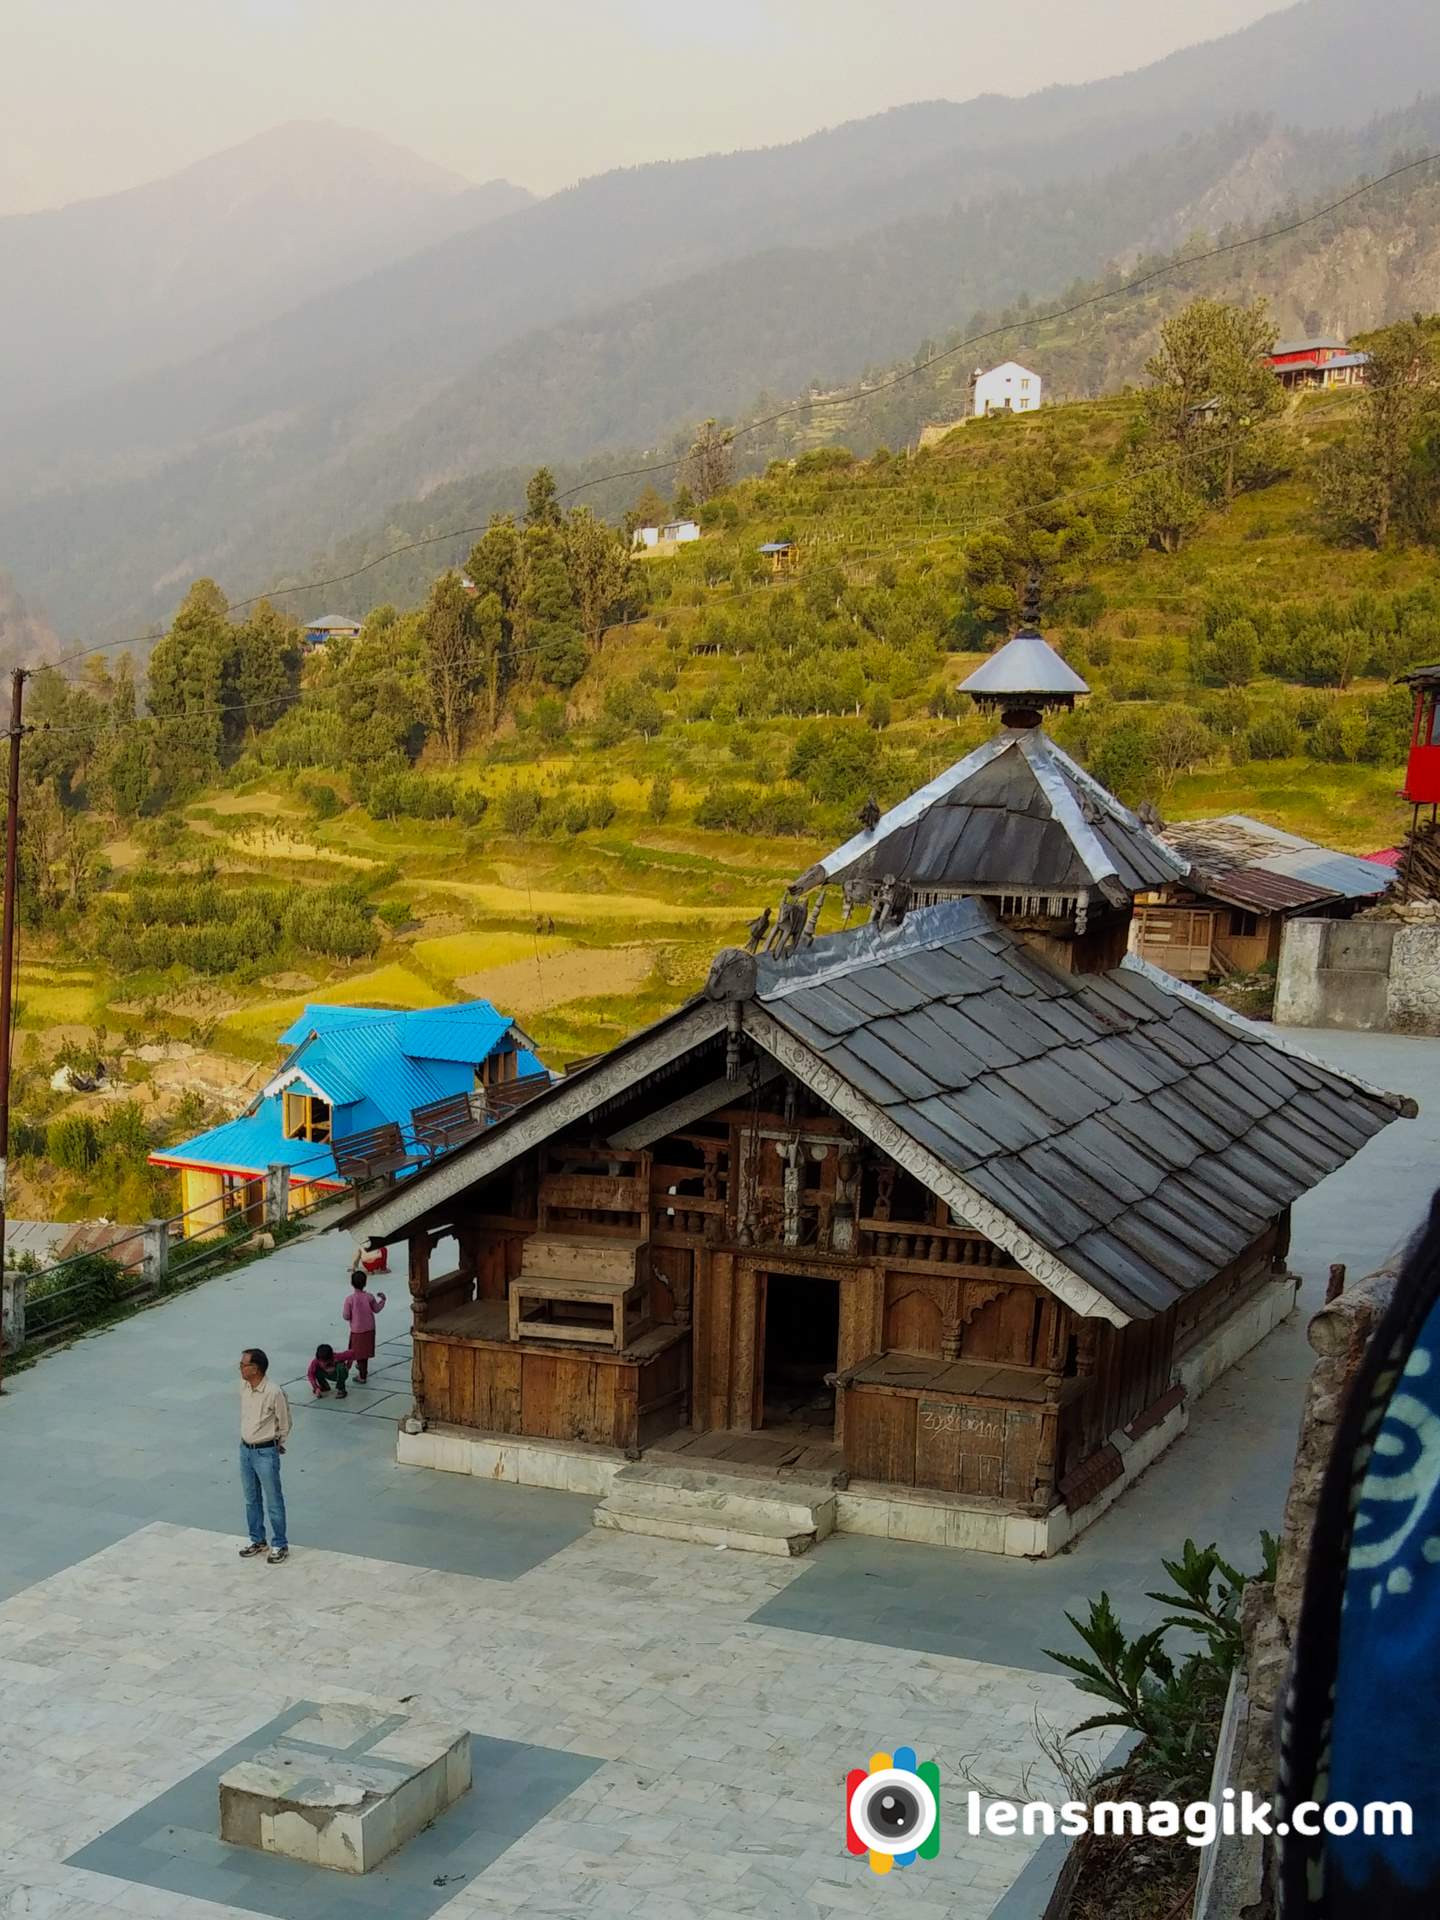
left=2, top=0, right=1288, bottom=216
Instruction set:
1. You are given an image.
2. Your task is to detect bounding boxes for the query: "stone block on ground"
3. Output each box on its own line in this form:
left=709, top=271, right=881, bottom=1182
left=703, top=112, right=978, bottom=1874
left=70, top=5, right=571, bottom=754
left=218, top=1704, right=470, bottom=1874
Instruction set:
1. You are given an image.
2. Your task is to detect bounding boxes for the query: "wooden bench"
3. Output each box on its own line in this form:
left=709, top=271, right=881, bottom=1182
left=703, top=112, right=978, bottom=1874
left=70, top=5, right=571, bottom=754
left=509, top=1232, right=651, bottom=1353
left=412, top=1091, right=488, bottom=1155
left=332, top=1122, right=420, bottom=1184
left=484, top=1072, right=550, bottom=1118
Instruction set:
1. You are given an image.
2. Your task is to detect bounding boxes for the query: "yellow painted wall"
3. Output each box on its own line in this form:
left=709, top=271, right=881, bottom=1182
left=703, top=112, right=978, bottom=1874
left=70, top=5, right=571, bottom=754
left=180, top=1167, right=227, bottom=1240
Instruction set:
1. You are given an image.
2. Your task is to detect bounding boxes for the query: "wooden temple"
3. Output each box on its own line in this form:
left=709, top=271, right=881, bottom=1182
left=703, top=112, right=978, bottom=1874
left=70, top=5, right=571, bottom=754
left=344, top=626, right=1413, bottom=1552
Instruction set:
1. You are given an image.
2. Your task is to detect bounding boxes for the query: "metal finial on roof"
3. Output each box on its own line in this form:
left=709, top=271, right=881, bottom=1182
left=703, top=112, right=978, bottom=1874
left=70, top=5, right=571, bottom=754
left=1021, top=573, right=1042, bottom=630
left=958, top=625, right=1090, bottom=723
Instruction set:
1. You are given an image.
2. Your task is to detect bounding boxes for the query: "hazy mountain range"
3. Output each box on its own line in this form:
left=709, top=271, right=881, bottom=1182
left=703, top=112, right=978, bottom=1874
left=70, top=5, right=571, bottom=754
left=3, top=0, right=1439, bottom=650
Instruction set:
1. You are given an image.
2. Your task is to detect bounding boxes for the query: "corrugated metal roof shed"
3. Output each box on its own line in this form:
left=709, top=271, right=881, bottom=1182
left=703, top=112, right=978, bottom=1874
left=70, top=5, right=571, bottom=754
left=756, top=898, right=1408, bottom=1320
left=1163, top=815, right=1393, bottom=906
left=1198, top=867, right=1335, bottom=913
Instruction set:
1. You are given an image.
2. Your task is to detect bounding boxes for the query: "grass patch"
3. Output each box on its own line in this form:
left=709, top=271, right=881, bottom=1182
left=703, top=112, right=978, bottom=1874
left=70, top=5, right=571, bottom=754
left=17, top=981, right=100, bottom=1024
left=410, top=930, right=572, bottom=987
left=1167, top=759, right=1407, bottom=851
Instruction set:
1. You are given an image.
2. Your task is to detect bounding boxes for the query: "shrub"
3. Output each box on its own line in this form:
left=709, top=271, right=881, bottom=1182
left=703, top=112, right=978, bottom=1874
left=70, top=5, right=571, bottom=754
left=497, top=783, right=542, bottom=835
left=48, top=1113, right=101, bottom=1173
left=647, top=771, right=673, bottom=824
left=529, top=696, right=567, bottom=745
left=101, top=1102, right=151, bottom=1160
left=787, top=720, right=882, bottom=804
left=1247, top=713, right=1300, bottom=760
left=1046, top=1536, right=1275, bottom=1801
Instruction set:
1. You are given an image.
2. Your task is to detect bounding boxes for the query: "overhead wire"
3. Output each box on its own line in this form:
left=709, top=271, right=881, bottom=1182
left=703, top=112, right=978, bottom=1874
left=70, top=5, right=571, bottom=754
left=32, top=144, right=1436, bottom=682
left=14, top=412, right=1314, bottom=747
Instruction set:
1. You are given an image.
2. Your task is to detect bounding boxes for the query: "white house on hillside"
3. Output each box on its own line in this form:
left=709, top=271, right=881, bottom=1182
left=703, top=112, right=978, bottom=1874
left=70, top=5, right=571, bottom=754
left=632, top=519, right=701, bottom=552
left=973, top=362, right=1042, bottom=417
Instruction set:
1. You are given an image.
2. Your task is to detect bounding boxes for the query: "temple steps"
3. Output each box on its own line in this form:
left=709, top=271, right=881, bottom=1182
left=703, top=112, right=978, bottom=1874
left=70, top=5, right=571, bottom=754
left=591, top=1462, right=838, bottom=1557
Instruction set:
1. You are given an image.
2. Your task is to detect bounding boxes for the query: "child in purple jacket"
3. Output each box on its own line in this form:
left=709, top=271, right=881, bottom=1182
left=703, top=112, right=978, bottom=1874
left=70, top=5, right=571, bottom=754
left=341, top=1270, right=386, bottom=1381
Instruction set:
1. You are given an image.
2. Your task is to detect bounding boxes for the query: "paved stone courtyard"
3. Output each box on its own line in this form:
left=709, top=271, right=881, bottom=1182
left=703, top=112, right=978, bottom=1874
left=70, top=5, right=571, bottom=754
left=0, top=1026, right=1435, bottom=1919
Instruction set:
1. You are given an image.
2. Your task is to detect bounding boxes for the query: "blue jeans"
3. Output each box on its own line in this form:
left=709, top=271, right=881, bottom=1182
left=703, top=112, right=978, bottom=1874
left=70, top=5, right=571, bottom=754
left=239, top=1443, right=288, bottom=1551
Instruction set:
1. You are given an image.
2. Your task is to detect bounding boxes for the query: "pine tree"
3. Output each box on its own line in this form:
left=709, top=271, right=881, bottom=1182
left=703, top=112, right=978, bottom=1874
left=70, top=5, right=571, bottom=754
left=144, top=579, right=231, bottom=785
left=420, top=571, right=477, bottom=761
left=525, top=467, right=562, bottom=529
left=336, top=607, right=425, bottom=764
left=1318, top=316, right=1440, bottom=547
left=519, top=525, right=586, bottom=688
left=563, top=508, right=639, bottom=652
left=228, top=598, right=300, bottom=738
left=472, top=591, right=509, bottom=734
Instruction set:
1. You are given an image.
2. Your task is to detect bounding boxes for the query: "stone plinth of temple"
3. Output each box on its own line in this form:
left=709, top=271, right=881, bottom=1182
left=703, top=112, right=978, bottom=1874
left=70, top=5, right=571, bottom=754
left=218, top=1703, right=471, bottom=1874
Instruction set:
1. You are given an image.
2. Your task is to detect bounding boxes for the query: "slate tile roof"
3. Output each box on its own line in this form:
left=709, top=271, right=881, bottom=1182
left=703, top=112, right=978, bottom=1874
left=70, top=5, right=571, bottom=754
left=795, top=728, right=1186, bottom=903
left=755, top=898, right=1409, bottom=1319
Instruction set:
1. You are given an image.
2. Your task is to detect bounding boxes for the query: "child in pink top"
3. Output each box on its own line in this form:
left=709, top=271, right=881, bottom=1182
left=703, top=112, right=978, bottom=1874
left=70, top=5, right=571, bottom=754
left=341, top=1270, right=386, bottom=1381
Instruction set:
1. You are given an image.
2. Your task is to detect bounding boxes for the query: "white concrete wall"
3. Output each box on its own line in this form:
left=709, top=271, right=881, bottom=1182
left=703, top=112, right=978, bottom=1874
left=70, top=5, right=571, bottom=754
left=1277, top=916, right=1440, bottom=1035
left=974, top=362, right=1041, bottom=416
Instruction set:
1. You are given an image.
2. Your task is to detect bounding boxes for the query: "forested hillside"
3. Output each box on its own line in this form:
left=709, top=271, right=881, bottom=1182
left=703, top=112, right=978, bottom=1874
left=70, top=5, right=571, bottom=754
left=4, top=0, right=1438, bottom=641
left=282, top=118, right=1440, bottom=624
left=12, top=301, right=1439, bottom=1222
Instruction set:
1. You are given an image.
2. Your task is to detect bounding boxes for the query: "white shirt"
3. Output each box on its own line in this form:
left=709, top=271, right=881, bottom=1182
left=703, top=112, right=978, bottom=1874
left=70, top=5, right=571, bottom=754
left=240, top=1377, right=292, bottom=1446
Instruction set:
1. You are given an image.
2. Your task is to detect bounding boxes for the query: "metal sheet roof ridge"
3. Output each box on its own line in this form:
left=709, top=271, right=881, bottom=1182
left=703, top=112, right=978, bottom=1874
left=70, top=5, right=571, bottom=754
left=1015, top=731, right=1121, bottom=889
left=755, top=896, right=998, bottom=1000
left=957, top=632, right=1091, bottom=697
left=1117, top=952, right=1417, bottom=1117
left=1041, top=735, right=1190, bottom=881
left=794, top=732, right=1017, bottom=888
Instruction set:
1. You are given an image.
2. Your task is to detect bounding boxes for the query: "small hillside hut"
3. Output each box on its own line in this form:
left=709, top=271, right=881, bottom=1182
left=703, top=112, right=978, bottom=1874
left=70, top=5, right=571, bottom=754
left=343, top=622, right=1410, bottom=1556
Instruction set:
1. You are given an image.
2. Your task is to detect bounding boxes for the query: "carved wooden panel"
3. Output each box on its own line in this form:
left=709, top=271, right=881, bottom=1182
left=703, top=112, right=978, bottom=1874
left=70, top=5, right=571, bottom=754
left=883, top=1281, right=947, bottom=1357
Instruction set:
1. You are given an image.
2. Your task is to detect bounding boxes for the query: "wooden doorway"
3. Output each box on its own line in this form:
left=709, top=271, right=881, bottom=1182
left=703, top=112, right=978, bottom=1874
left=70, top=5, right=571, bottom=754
left=757, top=1270, right=840, bottom=1441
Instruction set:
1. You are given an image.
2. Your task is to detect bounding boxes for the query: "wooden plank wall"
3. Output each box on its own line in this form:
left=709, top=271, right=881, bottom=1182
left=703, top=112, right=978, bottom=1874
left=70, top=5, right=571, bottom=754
left=416, top=1337, right=688, bottom=1451
left=844, top=1390, right=1046, bottom=1504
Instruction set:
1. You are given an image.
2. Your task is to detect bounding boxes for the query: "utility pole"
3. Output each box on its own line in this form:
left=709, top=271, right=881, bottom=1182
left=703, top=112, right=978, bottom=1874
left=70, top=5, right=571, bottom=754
left=0, top=667, right=26, bottom=1393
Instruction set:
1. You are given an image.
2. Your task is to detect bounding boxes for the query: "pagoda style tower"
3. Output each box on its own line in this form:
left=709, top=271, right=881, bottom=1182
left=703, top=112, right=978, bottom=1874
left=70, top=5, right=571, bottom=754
left=793, top=615, right=1187, bottom=972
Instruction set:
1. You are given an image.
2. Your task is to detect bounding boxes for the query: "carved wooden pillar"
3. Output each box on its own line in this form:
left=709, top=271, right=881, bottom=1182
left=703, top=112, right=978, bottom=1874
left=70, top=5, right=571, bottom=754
left=1032, top=1374, right=1064, bottom=1513
left=408, top=1230, right=432, bottom=1415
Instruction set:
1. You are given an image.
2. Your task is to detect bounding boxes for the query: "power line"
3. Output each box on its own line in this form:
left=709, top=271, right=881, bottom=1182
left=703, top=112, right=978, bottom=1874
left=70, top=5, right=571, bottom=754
left=16, top=413, right=1309, bottom=745
left=38, top=145, right=1437, bottom=680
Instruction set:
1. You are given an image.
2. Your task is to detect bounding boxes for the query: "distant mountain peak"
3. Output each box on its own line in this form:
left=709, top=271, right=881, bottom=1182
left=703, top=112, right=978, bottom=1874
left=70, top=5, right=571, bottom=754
left=169, top=119, right=486, bottom=200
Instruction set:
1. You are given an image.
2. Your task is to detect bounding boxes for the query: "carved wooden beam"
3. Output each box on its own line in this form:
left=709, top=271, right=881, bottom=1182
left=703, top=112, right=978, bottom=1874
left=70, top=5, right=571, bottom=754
left=610, top=1064, right=780, bottom=1149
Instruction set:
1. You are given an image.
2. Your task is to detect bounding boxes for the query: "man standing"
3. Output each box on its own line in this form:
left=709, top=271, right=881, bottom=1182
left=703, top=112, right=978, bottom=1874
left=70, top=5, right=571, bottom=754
left=238, top=1348, right=291, bottom=1565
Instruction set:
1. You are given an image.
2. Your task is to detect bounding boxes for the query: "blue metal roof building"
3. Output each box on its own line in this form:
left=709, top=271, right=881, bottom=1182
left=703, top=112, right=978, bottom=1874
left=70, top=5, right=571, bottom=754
left=151, top=1002, right=545, bottom=1218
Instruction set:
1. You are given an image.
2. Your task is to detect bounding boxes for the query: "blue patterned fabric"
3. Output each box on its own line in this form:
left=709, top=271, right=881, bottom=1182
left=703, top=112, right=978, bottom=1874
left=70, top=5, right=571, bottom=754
left=1327, top=1298, right=1440, bottom=1896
